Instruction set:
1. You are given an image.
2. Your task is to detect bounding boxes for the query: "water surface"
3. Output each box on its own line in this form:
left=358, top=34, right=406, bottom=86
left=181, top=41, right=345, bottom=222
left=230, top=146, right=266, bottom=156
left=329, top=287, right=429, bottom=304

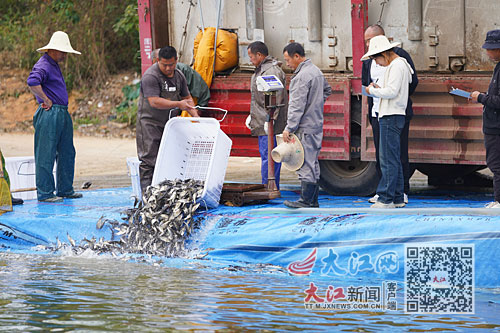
left=0, top=252, right=499, bottom=331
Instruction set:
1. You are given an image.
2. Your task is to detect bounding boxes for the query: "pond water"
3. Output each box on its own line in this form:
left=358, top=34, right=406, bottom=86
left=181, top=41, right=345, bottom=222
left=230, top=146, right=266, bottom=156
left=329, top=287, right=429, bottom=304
left=1, top=251, right=499, bottom=332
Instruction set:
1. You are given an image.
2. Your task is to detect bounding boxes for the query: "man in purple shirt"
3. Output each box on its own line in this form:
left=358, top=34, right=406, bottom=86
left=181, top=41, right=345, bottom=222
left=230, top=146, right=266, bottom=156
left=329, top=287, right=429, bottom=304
left=27, top=31, right=82, bottom=203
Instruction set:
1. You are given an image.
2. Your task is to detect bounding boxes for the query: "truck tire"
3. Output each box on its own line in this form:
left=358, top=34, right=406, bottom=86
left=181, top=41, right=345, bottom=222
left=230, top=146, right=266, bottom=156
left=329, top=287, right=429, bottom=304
left=319, top=159, right=379, bottom=196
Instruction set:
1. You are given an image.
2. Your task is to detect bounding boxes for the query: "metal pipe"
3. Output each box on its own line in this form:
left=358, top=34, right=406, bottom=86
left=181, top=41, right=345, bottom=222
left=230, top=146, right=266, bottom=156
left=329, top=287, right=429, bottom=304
left=198, top=0, right=205, bottom=32
left=307, top=0, right=322, bottom=42
left=408, top=0, right=422, bottom=41
left=212, top=0, right=222, bottom=75
left=245, top=0, right=264, bottom=40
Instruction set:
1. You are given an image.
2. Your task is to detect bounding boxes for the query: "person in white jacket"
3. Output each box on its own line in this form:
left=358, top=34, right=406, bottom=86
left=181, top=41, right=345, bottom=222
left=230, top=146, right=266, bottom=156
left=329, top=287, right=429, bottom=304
left=361, top=35, right=413, bottom=208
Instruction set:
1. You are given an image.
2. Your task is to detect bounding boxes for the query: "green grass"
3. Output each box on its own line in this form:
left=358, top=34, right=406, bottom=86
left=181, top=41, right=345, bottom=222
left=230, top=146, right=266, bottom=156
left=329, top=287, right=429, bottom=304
left=74, top=117, right=100, bottom=126
left=114, top=82, right=139, bottom=126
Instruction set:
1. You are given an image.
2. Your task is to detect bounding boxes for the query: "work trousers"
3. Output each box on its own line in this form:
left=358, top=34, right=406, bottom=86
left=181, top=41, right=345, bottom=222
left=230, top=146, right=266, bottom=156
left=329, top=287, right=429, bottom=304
left=136, top=119, right=164, bottom=194
left=377, top=115, right=405, bottom=204
left=258, top=135, right=281, bottom=189
left=370, top=115, right=411, bottom=194
left=33, top=104, right=76, bottom=200
left=485, top=133, right=500, bottom=202
left=296, top=132, right=323, bottom=183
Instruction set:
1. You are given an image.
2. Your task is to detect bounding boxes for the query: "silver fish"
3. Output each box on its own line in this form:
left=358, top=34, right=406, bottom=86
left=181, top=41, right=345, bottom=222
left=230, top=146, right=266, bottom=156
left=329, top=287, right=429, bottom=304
left=96, top=215, right=106, bottom=230
left=55, top=179, right=205, bottom=258
left=67, top=233, right=76, bottom=247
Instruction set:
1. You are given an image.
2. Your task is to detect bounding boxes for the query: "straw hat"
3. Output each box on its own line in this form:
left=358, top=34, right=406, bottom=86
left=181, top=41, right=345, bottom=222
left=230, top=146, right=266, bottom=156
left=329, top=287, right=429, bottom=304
left=271, top=133, right=304, bottom=171
left=360, top=35, right=400, bottom=61
left=37, top=31, right=81, bottom=54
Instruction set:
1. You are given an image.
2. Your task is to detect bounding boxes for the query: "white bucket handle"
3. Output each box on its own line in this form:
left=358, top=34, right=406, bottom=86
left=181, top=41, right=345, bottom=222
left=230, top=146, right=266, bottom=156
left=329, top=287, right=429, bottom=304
left=168, top=106, right=228, bottom=123
left=168, top=108, right=181, bottom=120
left=195, top=106, right=228, bottom=122
left=17, top=161, right=36, bottom=176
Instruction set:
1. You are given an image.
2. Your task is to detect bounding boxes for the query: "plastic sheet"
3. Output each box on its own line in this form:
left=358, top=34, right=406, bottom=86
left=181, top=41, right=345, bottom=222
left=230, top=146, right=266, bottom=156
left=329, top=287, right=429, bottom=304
left=1, top=187, right=499, bottom=288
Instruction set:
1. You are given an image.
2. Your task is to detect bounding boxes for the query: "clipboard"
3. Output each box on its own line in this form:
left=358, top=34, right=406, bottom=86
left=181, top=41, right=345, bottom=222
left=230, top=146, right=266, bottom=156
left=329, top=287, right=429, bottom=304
left=449, top=87, right=471, bottom=99
left=361, top=85, right=376, bottom=98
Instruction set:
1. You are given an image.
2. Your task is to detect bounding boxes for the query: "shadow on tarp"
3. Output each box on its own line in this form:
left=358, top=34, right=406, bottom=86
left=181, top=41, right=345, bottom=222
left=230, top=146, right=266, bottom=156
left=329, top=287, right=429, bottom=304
left=1, top=187, right=500, bottom=288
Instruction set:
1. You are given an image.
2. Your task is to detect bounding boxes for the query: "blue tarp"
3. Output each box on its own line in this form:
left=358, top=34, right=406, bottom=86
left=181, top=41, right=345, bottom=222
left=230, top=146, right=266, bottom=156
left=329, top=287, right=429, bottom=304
left=1, top=187, right=500, bottom=288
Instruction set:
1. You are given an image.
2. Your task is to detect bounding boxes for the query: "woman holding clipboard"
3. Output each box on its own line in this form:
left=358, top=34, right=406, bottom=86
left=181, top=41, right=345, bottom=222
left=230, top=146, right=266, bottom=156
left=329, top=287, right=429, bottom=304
left=362, top=36, right=414, bottom=208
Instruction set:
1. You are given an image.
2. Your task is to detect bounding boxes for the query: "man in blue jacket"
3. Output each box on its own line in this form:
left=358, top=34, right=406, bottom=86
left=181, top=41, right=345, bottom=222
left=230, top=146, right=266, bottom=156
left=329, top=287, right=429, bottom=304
left=472, top=29, right=500, bottom=208
left=362, top=24, right=418, bottom=205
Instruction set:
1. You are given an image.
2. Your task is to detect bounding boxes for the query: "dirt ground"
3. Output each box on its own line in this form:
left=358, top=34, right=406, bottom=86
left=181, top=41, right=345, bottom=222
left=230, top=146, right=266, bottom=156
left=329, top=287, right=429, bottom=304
left=0, top=68, right=138, bottom=138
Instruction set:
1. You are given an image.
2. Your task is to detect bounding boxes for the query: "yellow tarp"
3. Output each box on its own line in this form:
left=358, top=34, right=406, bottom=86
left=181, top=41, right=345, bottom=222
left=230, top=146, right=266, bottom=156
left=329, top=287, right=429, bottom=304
left=193, top=27, right=238, bottom=88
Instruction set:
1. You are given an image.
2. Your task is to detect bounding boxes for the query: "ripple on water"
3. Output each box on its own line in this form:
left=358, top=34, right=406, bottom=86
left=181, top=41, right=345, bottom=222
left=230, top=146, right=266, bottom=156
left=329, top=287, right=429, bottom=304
left=0, top=252, right=499, bottom=331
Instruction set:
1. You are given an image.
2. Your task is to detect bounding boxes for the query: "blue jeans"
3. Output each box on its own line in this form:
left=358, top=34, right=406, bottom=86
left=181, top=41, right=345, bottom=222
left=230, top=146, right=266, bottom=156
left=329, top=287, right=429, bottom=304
left=258, top=135, right=281, bottom=189
left=377, top=115, right=405, bottom=204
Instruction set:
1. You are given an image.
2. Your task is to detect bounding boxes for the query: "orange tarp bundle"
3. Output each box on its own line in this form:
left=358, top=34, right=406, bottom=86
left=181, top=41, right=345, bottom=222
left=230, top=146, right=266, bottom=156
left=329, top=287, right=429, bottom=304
left=193, top=27, right=238, bottom=87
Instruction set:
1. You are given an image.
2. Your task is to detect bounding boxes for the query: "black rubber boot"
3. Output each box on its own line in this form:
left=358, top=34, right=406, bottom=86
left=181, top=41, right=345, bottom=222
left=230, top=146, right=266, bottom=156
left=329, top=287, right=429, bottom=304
left=311, top=183, right=320, bottom=207
left=11, top=196, right=23, bottom=205
left=284, top=182, right=319, bottom=208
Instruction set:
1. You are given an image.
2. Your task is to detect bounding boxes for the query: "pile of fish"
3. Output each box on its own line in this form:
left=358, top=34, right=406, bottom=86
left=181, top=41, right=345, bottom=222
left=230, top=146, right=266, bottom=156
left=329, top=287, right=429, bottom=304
left=118, top=178, right=204, bottom=256
left=48, top=179, right=205, bottom=258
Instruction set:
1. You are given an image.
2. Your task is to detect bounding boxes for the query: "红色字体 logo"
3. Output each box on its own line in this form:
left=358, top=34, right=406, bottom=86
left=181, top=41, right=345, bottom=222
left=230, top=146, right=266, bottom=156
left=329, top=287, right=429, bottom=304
left=303, top=281, right=398, bottom=311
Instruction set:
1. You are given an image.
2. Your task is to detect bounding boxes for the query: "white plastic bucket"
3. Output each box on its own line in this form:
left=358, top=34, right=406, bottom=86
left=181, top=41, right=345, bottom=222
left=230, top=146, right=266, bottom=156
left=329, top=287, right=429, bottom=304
left=152, top=117, right=232, bottom=208
left=126, top=156, right=142, bottom=199
left=4, top=156, right=56, bottom=200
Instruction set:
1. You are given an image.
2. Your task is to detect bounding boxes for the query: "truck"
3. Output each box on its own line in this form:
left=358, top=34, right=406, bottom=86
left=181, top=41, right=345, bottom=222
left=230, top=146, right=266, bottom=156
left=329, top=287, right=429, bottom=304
left=137, top=0, right=494, bottom=196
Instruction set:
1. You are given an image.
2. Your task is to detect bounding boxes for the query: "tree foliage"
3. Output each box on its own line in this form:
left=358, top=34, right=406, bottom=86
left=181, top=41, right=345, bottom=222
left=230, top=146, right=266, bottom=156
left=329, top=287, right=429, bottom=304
left=0, top=0, right=140, bottom=91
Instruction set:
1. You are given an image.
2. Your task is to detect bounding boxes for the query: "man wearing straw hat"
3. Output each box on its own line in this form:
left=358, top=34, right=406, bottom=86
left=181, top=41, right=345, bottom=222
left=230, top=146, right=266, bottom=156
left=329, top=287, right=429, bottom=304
left=27, top=31, right=82, bottom=203
left=280, top=42, right=332, bottom=208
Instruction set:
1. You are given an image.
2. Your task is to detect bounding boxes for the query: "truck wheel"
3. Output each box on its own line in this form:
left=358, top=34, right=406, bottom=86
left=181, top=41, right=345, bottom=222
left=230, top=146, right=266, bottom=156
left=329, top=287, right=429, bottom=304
left=319, top=159, right=379, bottom=196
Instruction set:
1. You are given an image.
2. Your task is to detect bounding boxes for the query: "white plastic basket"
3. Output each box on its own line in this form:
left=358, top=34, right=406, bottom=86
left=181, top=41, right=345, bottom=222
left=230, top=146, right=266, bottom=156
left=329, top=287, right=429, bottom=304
left=4, top=156, right=56, bottom=200
left=126, top=156, right=142, bottom=199
left=152, top=117, right=232, bottom=208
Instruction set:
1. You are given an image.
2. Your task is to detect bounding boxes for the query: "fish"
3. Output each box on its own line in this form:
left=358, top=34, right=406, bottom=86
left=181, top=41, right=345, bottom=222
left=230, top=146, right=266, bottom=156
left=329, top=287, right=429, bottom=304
left=81, top=181, right=92, bottom=189
left=47, top=178, right=205, bottom=259
left=96, top=215, right=106, bottom=230
left=67, top=233, right=76, bottom=247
